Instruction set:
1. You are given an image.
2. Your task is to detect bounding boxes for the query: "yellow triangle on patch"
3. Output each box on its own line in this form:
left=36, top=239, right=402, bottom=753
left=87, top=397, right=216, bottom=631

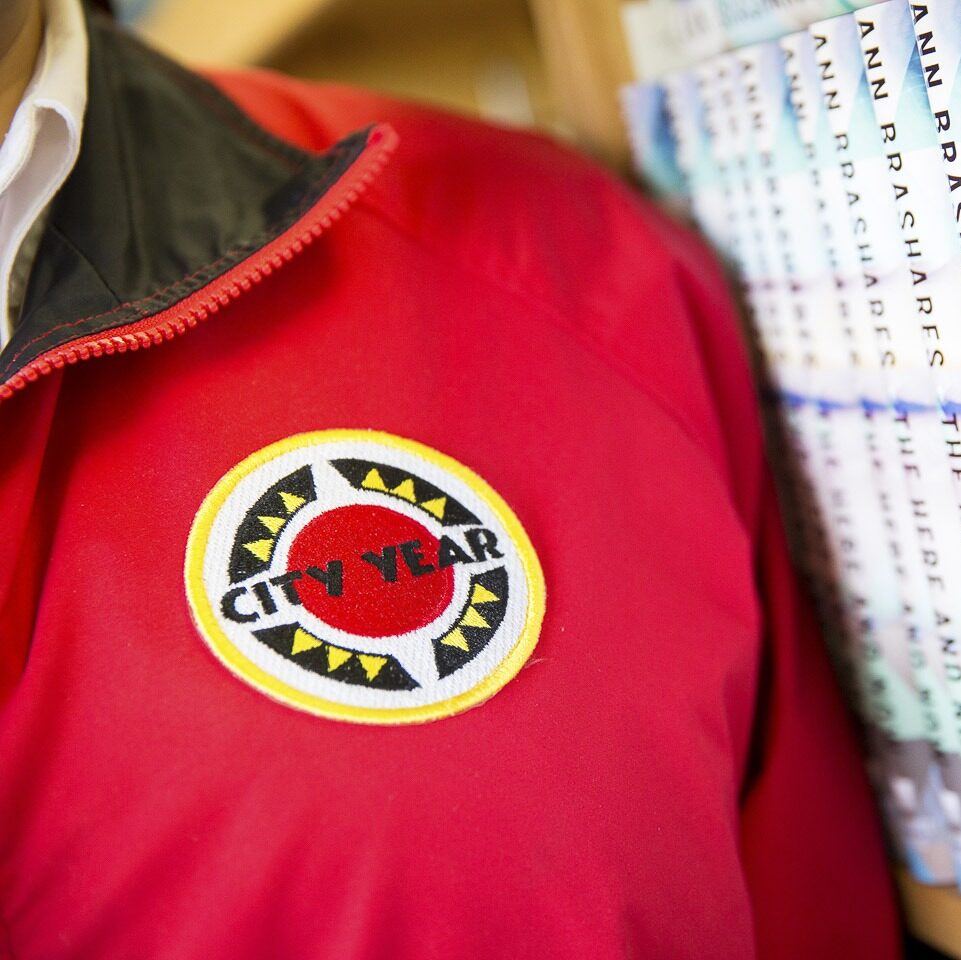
left=243, top=539, right=274, bottom=562
left=391, top=478, right=417, bottom=502
left=440, top=628, right=469, bottom=651
left=278, top=491, right=306, bottom=514
left=361, top=468, right=388, bottom=492
left=471, top=583, right=499, bottom=605
left=460, top=607, right=490, bottom=630
left=420, top=496, right=447, bottom=520
left=358, top=654, right=388, bottom=681
left=326, top=645, right=352, bottom=672
left=291, top=628, right=323, bottom=655
left=258, top=515, right=285, bottom=535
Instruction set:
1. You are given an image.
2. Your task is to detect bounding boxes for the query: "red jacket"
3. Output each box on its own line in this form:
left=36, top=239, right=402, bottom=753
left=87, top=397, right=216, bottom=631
left=0, top=9, right=900, bottom=960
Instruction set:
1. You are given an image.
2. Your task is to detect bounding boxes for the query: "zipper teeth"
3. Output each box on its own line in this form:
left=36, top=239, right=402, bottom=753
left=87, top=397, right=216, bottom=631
left=0, top=132, right=394, bottom=402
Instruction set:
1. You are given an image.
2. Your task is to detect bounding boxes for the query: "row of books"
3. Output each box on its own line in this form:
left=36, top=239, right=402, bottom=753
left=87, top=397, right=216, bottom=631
left=621, top=0, right=877, bottom=78
left=622, top=0, right=961, bottom=888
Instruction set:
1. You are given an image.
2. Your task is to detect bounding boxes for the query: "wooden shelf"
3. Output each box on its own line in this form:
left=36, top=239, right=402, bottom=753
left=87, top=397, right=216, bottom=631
left=527, top=0, right=633, bottom=167
left=898, top=868, right=961, bottom=958
left=135, top=0, right=634, bottom=169
left=137, top=0, right=532, bottom=69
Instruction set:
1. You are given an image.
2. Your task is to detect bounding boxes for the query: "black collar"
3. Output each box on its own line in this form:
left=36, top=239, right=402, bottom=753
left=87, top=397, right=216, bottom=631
left=0, top=6, right=369, bottom=385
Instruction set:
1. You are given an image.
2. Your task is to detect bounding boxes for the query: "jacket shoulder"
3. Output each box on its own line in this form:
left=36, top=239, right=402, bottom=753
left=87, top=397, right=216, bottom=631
left=209, top=70, right=763, bottom=525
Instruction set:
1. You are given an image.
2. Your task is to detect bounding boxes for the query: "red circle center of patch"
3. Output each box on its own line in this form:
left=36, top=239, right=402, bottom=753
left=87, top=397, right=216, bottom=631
left=286, top=504, right=454, bottom=638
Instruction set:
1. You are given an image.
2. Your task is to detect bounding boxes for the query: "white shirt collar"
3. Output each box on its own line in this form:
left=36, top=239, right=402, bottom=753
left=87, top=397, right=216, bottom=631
left=0, top=0, right=88, bottom=349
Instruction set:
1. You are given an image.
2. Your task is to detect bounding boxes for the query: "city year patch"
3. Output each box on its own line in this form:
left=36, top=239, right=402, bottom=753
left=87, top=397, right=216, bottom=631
left=185, top=430, right=545, bottom=724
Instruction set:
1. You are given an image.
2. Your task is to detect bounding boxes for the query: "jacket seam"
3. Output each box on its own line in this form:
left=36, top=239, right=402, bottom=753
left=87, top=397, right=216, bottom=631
left=49, top=223, right=122, bottom=303
left=357, top=197, right=730, bottom=481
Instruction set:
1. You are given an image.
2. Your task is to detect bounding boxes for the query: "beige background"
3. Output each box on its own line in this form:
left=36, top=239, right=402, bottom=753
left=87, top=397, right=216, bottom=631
left=135, top=0, right=635, bottom=168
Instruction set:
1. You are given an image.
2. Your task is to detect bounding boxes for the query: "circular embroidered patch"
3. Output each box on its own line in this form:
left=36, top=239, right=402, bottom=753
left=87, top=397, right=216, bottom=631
left=185, top=430, right=545, bottom=724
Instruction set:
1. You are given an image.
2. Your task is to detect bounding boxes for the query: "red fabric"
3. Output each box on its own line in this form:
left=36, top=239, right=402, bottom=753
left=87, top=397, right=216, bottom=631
left=0, top=72, right=901, bottom=959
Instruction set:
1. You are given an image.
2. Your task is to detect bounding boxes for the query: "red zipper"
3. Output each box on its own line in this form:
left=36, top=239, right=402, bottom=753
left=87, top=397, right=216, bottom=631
left=0, top=124, right=398, bottom=403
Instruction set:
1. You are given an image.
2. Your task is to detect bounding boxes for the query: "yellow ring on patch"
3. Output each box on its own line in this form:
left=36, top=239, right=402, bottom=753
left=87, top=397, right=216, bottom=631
left=184, top=429, right=546, bottom=724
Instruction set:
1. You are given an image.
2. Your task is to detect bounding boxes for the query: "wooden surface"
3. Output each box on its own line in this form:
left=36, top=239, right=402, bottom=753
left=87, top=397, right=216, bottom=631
left=527, top=0, right=635, bottom=169
left=898, top=868, right=961, bottom=958
left=137, top=0, right=333, bottom=66
left=134, top=0, right=637, bottom=167
left=275, top=0, right=547, bottom=127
